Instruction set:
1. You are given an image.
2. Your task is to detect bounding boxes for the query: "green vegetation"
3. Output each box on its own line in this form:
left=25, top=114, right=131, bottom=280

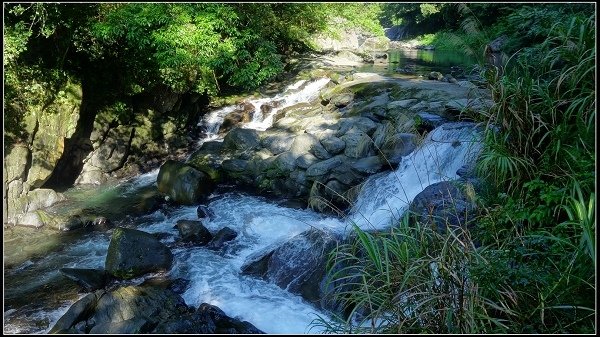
left=3, top=3, right=383, bottom=145
left=319, top=3, right=596, bottom=334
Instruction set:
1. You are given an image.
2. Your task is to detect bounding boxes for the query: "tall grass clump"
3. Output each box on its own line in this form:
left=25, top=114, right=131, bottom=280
left=312, top=215, right=517, bottom=334
left=473, top=13, right=595, bottom=333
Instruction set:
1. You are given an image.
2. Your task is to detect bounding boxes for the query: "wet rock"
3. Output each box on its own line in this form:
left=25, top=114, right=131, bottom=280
left=89, top=318, right=151, bottom=334
left=186, top=141, right=225, bottom=182
left=60, top=268, right=111, bottom=292
left=241, top=228, right=339, bottom=308
left=198, top=303, right=264, bottom=334
left=175, top=220, right=213, bottom=245
left=197, top=205, right=214, bottom=220
left=157, top=160, right=215, bottom=205
left=206, top=227, right=237, bottom=250
left=408, top=181, right=476, bottom=233
left=105, top=227, right=173, bottom=279
left=49, top=291, right=103, bottom=333
left=380, top=133, right=417, bottom=167
left=92, top=216, right=114, bottom=231
left=220, top=102, right=253, bottom=133
left=50, top=284, right=263, bottom=334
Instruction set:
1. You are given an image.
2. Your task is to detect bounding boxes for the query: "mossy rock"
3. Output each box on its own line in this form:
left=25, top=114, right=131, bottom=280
left=157, top=160, right=215, bottom=205
left=105, top=227, right=173, bottom=279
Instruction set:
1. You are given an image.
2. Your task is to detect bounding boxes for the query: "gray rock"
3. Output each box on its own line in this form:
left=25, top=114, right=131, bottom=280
left=341, top=127, right=374, bottom=159
left=417, top=112, right=447, bottom=129
left=89, top=318, right=150, bottom=334
left=223, top=128, right=260, bottom=152
left=197, top=205, right=214, bottom=220
left=320, top=136, right=346, bottom=155
left=351, top=156, right=383, bottom=174
left=261, top=132, right=294, bottom=155
left=445, top=98, right=493, bottom=114
left=296, top=153, right=319, bottom=169
left=387, top=99, right=418, bottom=111
left=222, top=159, right=248, bottom=173
left=330, top=92, right=355, bottom=108
left=49, top=291, right=103, bottom=333
left=290, top=133, right=331, bottom=160
left=105, top=227, right=173, bottom=279
left=337, top=117, right=378, bottom=136
left=241, top=228, right=338, bottom=308
left=175, top=220, right=212, bottom=245
left=50, top=284, right=264, bottom=334
left=306, top=155, right=344, bottom=177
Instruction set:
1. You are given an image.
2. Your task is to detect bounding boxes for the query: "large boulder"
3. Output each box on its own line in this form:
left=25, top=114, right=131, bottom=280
left=105, top=227, right=173, bottom=279
left=240, top=228, right=338, bottom=308
left=157, top=160, right=215, bottom=205
left=186, top=141, right=225, bottom=182
left=223, top=128, right=260, bottom=153
left=49, top=285, right=264, bottom=334
left=408, top=181, right=476, bottom=233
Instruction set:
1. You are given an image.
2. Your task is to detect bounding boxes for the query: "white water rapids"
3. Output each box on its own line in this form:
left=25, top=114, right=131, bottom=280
left=199, top=78, right=331, bottom=142
left=4, top=77, right=483, bottom=334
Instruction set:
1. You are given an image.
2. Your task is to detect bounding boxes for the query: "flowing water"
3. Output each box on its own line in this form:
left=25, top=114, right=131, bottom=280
left=4, top=60, right=483, bottom=334
left=198, top=78, right=330, bottom=143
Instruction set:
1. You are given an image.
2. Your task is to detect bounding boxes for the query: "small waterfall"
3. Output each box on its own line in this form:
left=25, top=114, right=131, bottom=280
left=198, top=78, right=330, bottom=141
left=199, top=105, right=237, bottom=142
left=348, top=122, right=483, bottom=230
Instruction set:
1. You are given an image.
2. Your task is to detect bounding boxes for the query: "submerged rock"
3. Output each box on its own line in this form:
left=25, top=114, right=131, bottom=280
left=197, top=205, right=214, bottom=220
left=105, top=227, right=173, bottom=279
left=206, top=227, right=237, bottom=250
left=175, top=220, right=213, bottom=245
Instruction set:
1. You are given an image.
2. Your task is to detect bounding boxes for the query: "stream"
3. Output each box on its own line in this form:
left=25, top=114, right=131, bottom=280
left=3, top=49, right=482, bottom=334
